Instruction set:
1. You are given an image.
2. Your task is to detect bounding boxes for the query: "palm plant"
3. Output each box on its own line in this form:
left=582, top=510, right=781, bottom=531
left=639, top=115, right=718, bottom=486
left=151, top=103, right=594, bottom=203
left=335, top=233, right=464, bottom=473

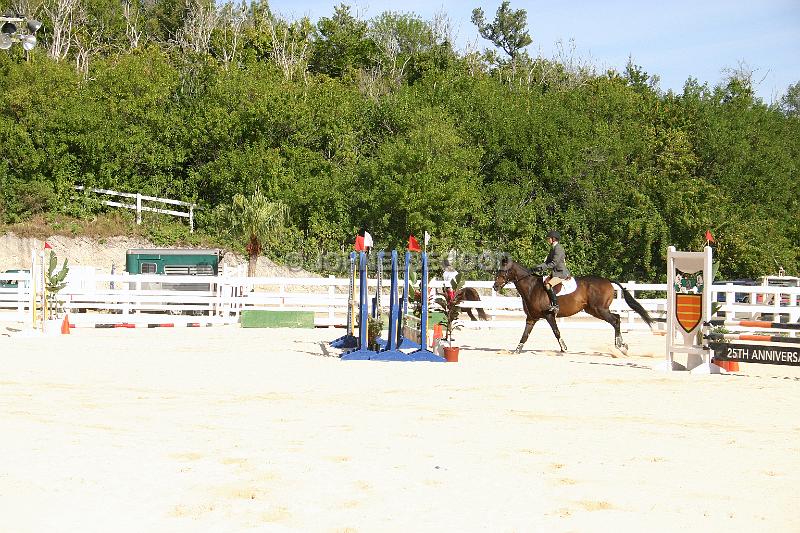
left=223, top=190, right=289, bottom=277
left=45, top=251, right=69, bottom=318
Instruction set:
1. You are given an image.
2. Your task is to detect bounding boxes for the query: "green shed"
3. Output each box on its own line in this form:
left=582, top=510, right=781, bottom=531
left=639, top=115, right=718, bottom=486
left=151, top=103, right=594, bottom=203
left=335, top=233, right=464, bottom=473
left=125, top=249, right=222, bottom=291
left=125, top=249, right=221, bottom=275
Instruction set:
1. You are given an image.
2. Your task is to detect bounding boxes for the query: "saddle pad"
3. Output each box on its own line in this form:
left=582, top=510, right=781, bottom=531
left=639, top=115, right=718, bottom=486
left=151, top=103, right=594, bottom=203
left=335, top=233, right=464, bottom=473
left=544, top=276, right=578, bottom=296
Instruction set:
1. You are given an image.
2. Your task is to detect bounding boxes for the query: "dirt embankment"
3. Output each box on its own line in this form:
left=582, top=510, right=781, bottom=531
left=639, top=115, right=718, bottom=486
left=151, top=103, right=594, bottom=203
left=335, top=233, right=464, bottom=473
left=0, top=233, right=306, bottom=277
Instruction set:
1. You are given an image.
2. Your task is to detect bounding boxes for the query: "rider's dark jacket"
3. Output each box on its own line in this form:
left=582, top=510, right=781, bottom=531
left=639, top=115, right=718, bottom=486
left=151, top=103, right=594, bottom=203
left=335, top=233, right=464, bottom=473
left=537, top=242, right=571, bottom=279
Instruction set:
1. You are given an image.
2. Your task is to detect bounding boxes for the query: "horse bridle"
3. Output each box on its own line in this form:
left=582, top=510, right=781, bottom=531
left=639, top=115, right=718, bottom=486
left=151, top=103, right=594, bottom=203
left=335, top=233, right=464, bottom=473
left=495, top=264, right=537, bottom=288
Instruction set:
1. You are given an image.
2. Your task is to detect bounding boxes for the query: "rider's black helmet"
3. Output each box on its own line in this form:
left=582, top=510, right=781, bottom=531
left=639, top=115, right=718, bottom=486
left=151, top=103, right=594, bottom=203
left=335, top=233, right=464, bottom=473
left=546, top=230, right=561, bottom=241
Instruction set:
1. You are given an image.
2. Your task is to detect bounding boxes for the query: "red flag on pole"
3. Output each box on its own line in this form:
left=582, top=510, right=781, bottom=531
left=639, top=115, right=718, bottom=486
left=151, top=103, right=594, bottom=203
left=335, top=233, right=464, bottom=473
left=705, top=230, right=715, bottom=244
left=408, top=235, right=421, bottom=252
left=44, top=242, right=53, bottom=249
left=354, top=235, right=365, bottom=251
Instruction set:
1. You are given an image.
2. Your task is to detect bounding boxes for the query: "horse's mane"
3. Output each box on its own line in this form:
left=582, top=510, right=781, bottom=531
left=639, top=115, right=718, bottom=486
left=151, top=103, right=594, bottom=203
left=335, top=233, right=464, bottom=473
left=506, top=257, right=542, bottom=284
left=506, top=259, right=540, bottom=282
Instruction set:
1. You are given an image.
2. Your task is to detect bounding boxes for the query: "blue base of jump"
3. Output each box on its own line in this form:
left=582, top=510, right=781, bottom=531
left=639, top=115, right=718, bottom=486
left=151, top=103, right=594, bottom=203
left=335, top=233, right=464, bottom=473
left=340, top=348, right=378, bottom=360
left=376, top=336, right=419, bottom=350
left=410, top=349, right=446, bottom=362
left=397, top=337, right=420, bottom=350
left=370, top=349, right=415, bottom=362
left=331, top=334, right=358, bottom=349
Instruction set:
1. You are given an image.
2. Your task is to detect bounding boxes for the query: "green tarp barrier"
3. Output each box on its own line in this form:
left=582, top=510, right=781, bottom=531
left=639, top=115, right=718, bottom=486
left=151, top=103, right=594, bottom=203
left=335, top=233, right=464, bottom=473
left=240, top=310, right=315, bottom=328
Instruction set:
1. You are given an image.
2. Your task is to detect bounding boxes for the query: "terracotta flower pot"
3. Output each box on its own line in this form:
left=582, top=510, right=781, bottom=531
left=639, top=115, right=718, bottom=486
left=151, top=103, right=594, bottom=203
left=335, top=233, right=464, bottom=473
left=443, top=346, right=459, bottom=362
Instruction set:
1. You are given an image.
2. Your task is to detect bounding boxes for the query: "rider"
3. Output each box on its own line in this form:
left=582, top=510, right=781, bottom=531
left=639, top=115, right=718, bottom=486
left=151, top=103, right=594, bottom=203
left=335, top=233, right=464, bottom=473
left=535, top=230, right=570, bottom=314
left=442, top=259, right=458, bottom=302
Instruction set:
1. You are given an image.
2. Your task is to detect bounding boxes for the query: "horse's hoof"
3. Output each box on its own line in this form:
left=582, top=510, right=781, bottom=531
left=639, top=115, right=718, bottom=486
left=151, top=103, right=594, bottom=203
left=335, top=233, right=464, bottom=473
left=558, top=339, right=568, bottom=352
left=610, top=344, right=628, bottom=358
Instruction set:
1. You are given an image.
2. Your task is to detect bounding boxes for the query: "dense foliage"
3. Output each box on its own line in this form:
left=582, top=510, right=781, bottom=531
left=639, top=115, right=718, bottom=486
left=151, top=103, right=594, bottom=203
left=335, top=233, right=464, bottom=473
left=1, top=1, right=798, bottom=280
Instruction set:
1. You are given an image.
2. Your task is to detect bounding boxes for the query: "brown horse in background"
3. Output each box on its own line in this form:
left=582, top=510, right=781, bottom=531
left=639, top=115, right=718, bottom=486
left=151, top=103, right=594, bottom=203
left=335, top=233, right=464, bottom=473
left=458, top=287, right=489, bottom=321
left=492, top=257, right=653, bottom=354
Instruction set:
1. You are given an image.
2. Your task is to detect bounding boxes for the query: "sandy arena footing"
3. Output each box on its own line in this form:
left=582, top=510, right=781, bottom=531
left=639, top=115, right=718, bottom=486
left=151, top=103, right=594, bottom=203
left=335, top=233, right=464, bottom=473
left=1, top=324, right=798, bottom=532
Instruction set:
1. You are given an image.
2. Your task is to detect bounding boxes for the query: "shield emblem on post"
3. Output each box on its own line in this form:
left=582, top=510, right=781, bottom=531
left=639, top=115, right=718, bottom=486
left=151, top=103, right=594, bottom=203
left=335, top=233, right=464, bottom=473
left=675, top=293, right=702, bottom=333
left=673, top=269, right=704, bottom=333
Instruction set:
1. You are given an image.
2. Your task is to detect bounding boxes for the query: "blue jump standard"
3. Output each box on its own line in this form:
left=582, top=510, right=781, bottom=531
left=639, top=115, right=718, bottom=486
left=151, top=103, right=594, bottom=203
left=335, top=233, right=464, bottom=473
left=331, top=251, right=358, bottom=349
left=330, top=334, right=358, bottom=349
left=408, top=252, right=444, bottom=362
left=399, top=250, right=423, bottom=350
left=410, top=348, right=443, bottom=361
left=377, top=337, right=420, bottom=350
left=368, top=251, right=418, bottom=361
left=340, top=347, right=379, bottom=360
left=340, top=252, right=376, bottom=360
left=339, top=250, right=444, bottom=362
left=371, top=250, right=387, bottom=348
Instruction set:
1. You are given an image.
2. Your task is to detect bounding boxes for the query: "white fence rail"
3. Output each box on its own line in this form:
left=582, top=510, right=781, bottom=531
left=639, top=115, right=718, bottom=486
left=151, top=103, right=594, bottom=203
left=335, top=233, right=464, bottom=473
left=2, top=271, right=798, bottom=329
left=74, top=186, right=196, bottom=232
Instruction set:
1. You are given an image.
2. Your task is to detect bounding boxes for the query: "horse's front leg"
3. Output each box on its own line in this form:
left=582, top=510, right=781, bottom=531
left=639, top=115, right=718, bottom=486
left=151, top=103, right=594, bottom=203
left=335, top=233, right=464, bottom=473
left=544, top=314, right=567, bottom=352
left=515, top=319, right=538, bottom=353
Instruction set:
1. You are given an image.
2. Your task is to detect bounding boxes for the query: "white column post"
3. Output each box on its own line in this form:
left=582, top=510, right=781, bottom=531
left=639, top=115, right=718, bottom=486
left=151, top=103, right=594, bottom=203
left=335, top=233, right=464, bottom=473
left=328, top=275, right=336, bottom=328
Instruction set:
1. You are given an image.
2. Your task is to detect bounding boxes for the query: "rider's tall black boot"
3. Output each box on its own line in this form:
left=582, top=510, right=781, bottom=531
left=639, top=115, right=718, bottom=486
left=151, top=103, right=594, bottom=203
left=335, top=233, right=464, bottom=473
left=545, top=285, right=559, bottom=314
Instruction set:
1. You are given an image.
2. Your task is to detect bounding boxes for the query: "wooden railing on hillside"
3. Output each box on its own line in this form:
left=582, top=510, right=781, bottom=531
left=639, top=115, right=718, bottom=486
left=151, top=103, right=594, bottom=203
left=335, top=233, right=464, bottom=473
left=74, top=186, right=196, bottom=232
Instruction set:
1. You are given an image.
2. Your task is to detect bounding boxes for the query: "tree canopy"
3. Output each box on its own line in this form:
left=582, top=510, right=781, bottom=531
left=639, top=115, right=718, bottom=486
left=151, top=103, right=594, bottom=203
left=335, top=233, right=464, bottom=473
left=0, top=1, right=797, bottom=280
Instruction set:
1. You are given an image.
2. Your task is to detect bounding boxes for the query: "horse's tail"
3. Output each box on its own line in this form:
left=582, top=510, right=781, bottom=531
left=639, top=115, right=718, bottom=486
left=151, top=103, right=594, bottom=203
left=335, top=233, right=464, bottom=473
left=612, top=281, right=654, bottom=329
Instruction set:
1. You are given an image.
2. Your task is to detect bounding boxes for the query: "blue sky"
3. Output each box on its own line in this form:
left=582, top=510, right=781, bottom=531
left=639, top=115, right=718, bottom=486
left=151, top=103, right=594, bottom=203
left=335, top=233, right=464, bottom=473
left=266, top=0, right=799, bottom=102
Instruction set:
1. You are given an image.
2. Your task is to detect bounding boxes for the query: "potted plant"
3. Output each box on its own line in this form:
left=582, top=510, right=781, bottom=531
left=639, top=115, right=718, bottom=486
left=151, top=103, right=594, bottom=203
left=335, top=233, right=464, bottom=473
left=367, top=316, right=384, bottom=351
left=408, top=274, right=445, bottom=333
left=433, top=272, right=465, bottom=362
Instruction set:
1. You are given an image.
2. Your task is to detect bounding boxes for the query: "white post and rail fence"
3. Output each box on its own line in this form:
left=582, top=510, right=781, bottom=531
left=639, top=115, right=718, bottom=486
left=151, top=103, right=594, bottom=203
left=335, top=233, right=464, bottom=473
left=2, top=269, right=797, bottom=331
left=74, top=186, right=196, bottom=232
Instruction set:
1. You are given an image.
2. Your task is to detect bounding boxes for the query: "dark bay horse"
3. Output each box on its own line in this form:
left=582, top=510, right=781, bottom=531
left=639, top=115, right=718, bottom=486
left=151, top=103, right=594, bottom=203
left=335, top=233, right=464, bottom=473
left=492, top=258, right=653, bottom=354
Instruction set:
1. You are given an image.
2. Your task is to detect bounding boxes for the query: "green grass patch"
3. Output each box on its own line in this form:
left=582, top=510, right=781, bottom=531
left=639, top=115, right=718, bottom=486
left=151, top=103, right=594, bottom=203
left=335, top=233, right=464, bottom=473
left=240, top=310, right=315, bottom=328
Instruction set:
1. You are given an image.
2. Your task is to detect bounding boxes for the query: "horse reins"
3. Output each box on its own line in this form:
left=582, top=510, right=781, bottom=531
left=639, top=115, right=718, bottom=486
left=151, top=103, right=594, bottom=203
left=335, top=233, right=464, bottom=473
left=498, top=265, right=539, bottom=300
left=501, top=266, right=536, bottom=285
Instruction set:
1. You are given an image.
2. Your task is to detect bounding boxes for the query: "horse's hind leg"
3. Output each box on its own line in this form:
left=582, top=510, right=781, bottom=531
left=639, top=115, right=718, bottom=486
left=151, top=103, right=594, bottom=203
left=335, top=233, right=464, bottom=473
left=514, top=319, right=538, bottom=353
left=465, top=308, right=478, bottom=321
left=588, top=307, right=627, bottom=355
left=544, top=314, right=568, bottom=353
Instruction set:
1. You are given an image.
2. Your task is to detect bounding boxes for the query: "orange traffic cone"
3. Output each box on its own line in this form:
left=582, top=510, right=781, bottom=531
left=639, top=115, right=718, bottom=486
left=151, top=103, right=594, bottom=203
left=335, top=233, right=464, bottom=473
left=61, top=314, right=71, bottom=335
left=714, top=358, right=739, bottom=372
left=432, top=323, right=443, bottom=342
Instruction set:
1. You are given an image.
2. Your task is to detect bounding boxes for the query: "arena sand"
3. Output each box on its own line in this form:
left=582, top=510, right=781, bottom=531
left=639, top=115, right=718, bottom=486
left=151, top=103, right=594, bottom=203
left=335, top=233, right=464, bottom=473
left=1, top=323, right=798, bottom=532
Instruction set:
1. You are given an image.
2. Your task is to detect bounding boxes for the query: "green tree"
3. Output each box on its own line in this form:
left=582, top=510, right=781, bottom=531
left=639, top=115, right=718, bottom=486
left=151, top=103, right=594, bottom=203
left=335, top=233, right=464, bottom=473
left=778, top=81, right=800, bottom=117
left=471, top=1, right=532, bottom=59
left=310, top=3, right=377, bottom=78
left=143, top=0, right=189, bottom=43
left=222, top=191, right=290, bottom=276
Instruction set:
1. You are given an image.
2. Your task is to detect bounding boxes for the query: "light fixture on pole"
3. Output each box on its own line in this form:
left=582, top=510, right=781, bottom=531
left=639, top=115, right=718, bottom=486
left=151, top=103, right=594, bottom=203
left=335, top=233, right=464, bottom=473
left=0, top=13, right=42, bottom=51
